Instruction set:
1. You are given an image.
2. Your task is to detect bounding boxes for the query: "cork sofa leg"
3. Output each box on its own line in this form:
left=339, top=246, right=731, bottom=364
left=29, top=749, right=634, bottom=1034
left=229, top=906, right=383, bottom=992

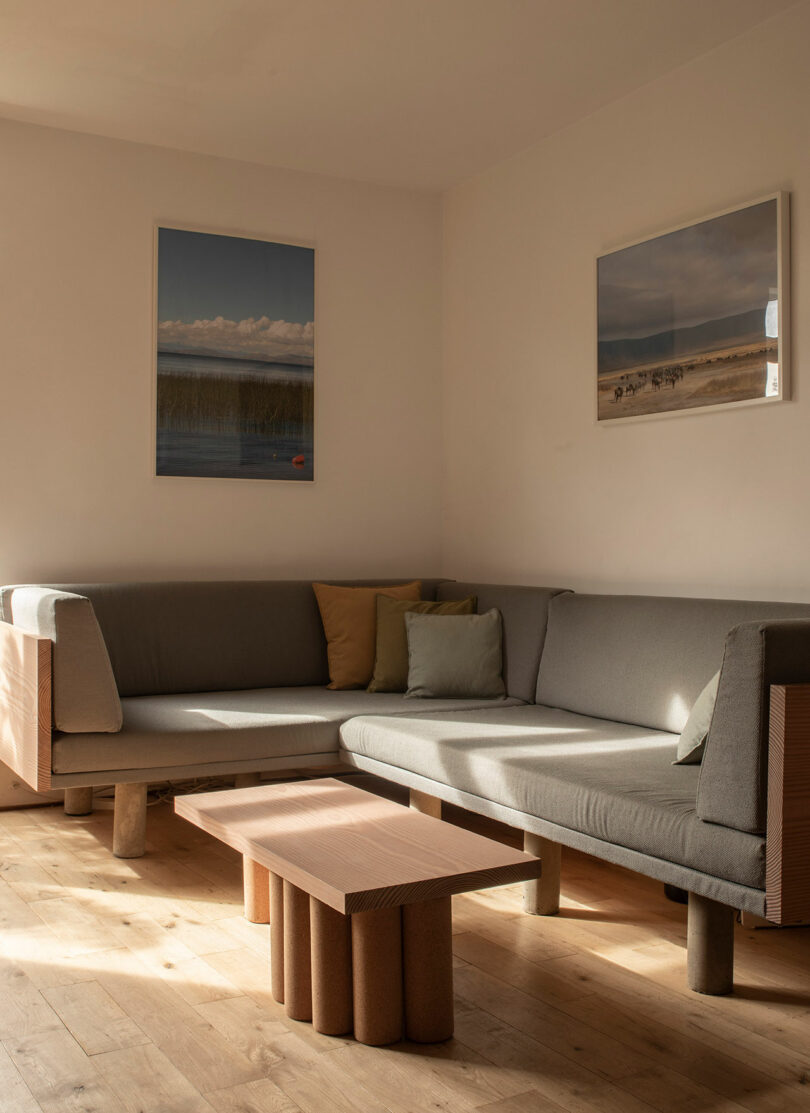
left=687, top=892, right=735, bottom=994
left=523, top=832, right=561, bottom=915
left=409, top=789, right=442, bottom=818
left=113, top=782, right=148, bottom=858
left=64, top=787, right=94, bottom=816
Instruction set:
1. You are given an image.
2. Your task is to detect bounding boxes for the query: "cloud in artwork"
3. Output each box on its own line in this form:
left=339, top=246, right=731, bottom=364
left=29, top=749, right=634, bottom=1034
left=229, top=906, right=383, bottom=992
left=158, top=316, right=314, bottom=365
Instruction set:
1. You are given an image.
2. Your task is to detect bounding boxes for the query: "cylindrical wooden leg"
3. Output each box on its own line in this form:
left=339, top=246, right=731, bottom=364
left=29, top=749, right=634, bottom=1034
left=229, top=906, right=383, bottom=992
left=352, top=906, right=403, bottom=1046
left=523, top=832, right=561, bottom=915
left=64, top=787, right=94, bottom=816
left=409, top=789, right=442, bottom=818
left=113, top=783, right=147, bottom=859
left=283, top=881, right=312, bottom=1020
left=687, top=892, right=735, bottom=995
left=270, top=873, right=285, bottom=1004
left=403, top=896, right=453, bottom=1042
left=310, top=897, right=352, bottom=1035
left=243, top=857, right=270, bottom=923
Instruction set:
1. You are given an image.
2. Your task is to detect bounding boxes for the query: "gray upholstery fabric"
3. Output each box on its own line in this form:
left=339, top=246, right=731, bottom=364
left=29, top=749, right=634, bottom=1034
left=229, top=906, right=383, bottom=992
left=436, top=582, right=567, bottom=702
left=339, top=751, right=767, bottom=916
left=536, top=593, right=810, bottom=733
left=699, top=619, right=810, bottom=835
left=51, top=687, right=522, bottom=774
left=9, top=588, right=122, bottom=733
left=675, top=671, right=719, bottom=765
left=405, top=609, right=505, bottom=699
left=339, top=704, right=765, bottom=890
left=42, top=579, right=445, bottom=698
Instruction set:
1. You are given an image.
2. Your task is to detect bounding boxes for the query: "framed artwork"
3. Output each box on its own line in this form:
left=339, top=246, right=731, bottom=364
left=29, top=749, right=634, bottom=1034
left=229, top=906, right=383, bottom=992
left=155, top=225, right=314, bottom=480
left=597, top=193, right=789, bottom=423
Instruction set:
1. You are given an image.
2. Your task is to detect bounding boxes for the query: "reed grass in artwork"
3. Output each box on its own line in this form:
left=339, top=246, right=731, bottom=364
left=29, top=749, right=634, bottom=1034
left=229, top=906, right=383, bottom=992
left=155, top=226, right=315, bottom=480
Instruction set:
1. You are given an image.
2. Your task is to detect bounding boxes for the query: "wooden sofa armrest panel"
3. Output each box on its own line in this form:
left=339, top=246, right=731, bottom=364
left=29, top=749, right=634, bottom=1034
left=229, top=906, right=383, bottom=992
left=766, top=684, right=810, bottom=924
left=0, top=620, right=52, bottom=791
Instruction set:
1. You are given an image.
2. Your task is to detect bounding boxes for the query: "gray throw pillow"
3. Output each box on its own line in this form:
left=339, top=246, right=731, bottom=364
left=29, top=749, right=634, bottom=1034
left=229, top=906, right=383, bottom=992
left=674, top=670, right=720, bottom=765
left=404, top=609, right=505, bottom=699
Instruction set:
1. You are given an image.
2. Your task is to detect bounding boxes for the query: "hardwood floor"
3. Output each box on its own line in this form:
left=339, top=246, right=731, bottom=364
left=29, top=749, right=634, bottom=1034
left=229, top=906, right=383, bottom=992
left=1, top=793, right=809, bottom=1113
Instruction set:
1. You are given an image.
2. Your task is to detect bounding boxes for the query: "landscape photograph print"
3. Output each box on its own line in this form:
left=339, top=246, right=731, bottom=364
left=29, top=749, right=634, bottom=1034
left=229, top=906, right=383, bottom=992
left=597, top=194, right=788, bottom=422
left=156, top=226, right=314, bottom=480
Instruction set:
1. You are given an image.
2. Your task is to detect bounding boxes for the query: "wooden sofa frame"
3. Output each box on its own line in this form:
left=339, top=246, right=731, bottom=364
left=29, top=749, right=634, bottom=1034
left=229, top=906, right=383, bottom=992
left=2, top=619, right=810, bottom=995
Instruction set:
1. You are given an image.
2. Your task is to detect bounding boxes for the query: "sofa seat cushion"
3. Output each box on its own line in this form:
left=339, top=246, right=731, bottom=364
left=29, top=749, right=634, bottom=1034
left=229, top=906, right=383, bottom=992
left=51, top=688, right=523, bottom=775
left=339, top=704, right=765, bottom=890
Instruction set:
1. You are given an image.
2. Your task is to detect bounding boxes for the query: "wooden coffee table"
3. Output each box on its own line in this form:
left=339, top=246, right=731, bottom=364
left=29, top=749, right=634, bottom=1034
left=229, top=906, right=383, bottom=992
left=175, top=778, right=542, bottom=1045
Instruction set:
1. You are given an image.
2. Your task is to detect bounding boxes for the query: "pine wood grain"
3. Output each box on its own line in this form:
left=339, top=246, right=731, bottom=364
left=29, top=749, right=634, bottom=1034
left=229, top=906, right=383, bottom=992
left=175, top=778, right=542, bottom=914
left=0, top=621, right=51, bottom=791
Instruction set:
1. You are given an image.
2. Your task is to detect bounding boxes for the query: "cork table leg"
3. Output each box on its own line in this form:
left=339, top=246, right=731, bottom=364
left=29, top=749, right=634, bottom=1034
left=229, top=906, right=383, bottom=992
left=243, top=857, right=270, bottom=923
left=270, top=873, right=285, bottom=1004
left=403, top=896, right=454, bottom=1042
left=310, top=897, right=353, bottom=1035
left=283, top=880, right=312, bottom=1021
left=351, top=906, right=403, bottom=1046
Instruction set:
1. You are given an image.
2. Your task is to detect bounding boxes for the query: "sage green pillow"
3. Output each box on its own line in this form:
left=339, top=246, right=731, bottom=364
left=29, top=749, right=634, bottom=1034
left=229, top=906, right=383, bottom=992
left=674, top=670, right=720, bottom=765
left=404, top=608, right=505, bottom=699
left=368, top=595, right=476, bottom=692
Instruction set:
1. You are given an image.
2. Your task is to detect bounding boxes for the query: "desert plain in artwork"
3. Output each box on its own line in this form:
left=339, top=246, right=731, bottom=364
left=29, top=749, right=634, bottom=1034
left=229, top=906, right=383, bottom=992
left=156, top=227, right=314, bottom=480
left=597, top=198, right=784, bottom=421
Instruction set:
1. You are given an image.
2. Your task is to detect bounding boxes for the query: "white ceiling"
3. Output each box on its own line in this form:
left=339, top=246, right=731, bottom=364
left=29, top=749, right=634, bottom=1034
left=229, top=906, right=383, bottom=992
left=0, top=0, right=798, bottom=191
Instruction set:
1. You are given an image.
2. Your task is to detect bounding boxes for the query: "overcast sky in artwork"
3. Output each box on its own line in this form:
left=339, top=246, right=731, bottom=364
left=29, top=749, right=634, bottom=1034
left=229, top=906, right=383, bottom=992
left=157, top=227, right=314, bottom=364
left=598, top=200, right=778, bottom=341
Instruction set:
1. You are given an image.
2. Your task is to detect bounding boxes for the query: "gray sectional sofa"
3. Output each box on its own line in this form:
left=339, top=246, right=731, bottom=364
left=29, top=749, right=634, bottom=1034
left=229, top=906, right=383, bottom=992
left=2, top=576, right=810, bottom=995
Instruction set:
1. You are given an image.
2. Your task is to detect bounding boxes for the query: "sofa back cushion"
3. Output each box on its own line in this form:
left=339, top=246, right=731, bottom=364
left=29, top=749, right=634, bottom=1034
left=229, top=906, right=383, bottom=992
left=536, top=593, right=810, bottom=735
left=45, top=580, right=443, bottom=697
left=436, top=582, right=566, bottom=702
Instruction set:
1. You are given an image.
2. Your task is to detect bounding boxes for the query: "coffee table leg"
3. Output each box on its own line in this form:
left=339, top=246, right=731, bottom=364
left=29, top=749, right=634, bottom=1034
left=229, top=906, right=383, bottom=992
left=403, top=896, right=453, bottom=1042
left=270, top=873, right=285, bottom=1004
left=310, top=897, right=353, bottom=1035
left=243, top=856, right=270, bottom=923
left=351, top=906, right=403, bottom=1046
left=283, top=880, right=312, bottom=1021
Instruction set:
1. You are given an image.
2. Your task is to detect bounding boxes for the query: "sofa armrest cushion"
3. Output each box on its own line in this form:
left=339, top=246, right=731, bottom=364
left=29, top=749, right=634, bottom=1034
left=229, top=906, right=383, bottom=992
left=698, top=619, right=810, bottom=835
left=9, top=587, right=123, bottom=733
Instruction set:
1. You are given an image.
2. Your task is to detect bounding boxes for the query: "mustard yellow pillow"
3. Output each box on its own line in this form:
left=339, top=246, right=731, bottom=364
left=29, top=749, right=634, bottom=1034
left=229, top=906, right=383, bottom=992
left=313, top=581, right=422, bottom=689
left=368, top=595, right=477, bottom=692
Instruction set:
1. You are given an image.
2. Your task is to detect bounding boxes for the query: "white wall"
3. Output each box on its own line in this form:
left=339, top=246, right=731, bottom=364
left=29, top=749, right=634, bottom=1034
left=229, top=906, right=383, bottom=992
left=442, top=2, right=810, bottom=601
left=1, top=119, right=443, bottom=584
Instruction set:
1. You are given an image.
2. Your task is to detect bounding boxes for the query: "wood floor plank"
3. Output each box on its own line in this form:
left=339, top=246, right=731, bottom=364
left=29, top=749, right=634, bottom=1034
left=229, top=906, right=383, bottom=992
left=0, top=958, right=62, bottom=1041
left=0, top=1041, right=40, bottom=1113
left=474, top=1091, right=572, bottom=1113
left=86, top=947, right=265, bottom=1093
left=3, top=1029, right=129, bottom=1113
left=196, top=996, right=289, bottom=1073
left=204, top=1077, right=301, bottom=1113
left=42, top=981, right=149, bottom=1056
left=93, top=1042, right=218, bottom=1113
left=451, top=1002, right=658, bottom=1113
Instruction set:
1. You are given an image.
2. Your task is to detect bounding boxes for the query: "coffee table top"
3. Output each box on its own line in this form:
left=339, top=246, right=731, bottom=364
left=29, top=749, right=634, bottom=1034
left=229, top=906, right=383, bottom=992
left=175, top=778, right=542, bottom=914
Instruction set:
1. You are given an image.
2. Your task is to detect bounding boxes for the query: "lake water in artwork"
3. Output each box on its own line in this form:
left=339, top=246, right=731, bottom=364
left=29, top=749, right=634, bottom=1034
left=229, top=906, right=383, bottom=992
left=156, top=351, right=314, bottom=481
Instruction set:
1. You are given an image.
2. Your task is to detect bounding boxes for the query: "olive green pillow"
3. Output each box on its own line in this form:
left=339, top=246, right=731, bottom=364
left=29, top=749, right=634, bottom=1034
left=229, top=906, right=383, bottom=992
left=404, top=608, right=505, bottom=699
left=368, top=595, right=476, bottom=692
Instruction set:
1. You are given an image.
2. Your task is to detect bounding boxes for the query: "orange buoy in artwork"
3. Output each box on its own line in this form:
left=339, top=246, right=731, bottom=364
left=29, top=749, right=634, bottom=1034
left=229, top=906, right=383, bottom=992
left=292, top=454, right=305, bottom=468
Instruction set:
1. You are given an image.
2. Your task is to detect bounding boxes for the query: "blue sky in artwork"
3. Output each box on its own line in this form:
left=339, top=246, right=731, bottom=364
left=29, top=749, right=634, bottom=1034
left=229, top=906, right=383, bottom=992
left=157, top=227, right=315, bottom=365
left=158, top=227, right=314, bottom=324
